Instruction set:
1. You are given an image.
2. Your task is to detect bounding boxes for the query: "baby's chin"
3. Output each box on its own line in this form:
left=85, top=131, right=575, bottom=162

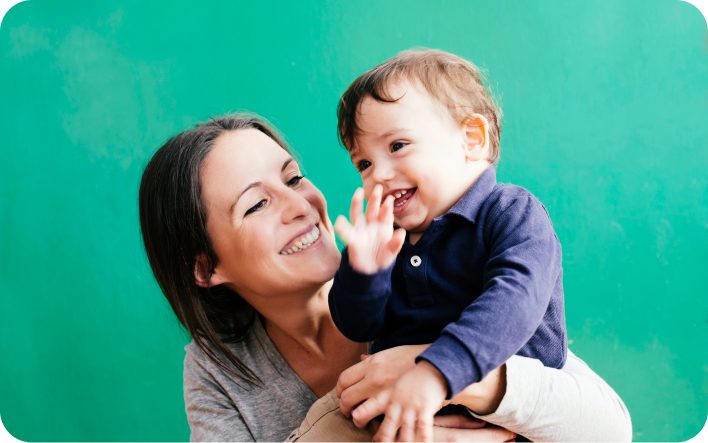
left=395, top=215, right=430, bottom=235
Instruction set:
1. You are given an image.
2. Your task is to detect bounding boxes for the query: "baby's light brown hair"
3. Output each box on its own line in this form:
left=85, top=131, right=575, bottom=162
left=337, top=49, right=503, bottom=165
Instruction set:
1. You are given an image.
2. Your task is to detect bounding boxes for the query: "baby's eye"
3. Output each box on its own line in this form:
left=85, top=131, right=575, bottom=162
left=357, top=160, right=372, bottom=172
left=286, top=175, right=304, bottom=187
left=391, top=142, right=408, bottom=152
left=245, top=199, right=266, bottom=216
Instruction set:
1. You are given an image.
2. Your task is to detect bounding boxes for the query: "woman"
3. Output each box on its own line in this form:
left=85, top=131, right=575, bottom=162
left=139, top=115, right=631, bottom=442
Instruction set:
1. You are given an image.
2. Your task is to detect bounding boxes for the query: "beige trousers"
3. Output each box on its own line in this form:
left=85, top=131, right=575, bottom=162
left=285, top=389, right=381, bottom=442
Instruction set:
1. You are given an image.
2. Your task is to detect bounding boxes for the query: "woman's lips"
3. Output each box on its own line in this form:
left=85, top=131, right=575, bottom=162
left=280, top=224, right=321, bottom=255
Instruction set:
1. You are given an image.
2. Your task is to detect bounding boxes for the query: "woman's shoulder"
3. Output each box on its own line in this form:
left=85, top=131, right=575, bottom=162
left=183, top=319, right=320, bottom=442
left=183, top=318, right=316, bottom=401
left=183, top=319, right=269, bottom=379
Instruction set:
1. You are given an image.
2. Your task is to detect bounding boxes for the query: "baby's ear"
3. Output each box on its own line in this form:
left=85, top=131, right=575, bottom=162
left=462, top=114, right=489, bottom=162
left=194, top=254, right=227, bottom=288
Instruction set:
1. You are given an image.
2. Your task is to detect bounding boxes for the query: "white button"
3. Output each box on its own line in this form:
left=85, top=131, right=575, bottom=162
left=410, top=255, right=422, bottom=267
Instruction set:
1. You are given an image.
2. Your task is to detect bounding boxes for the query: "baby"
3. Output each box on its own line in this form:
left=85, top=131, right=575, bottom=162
left=329, top=49, right=567, bottom=442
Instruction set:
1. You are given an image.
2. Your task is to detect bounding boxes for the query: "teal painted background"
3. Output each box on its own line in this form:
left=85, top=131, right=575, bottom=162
left=1, top=0, right=707, bottom=441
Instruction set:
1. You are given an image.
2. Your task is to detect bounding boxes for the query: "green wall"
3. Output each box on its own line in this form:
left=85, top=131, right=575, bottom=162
left=1, top=0, right=706, bottom=441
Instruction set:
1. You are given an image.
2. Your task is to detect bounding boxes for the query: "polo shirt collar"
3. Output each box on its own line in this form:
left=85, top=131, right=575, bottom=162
left=444, top=166, right=497, bottom=223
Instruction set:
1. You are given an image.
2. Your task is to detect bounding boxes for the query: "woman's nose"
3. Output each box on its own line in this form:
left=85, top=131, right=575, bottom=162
left=280, top=187, right=312, bottom=223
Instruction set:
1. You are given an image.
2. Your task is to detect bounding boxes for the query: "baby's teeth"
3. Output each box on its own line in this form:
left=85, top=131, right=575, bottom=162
left=395, top=193, right=401, bottom=198
left=401, top=190, right=407, bottom=195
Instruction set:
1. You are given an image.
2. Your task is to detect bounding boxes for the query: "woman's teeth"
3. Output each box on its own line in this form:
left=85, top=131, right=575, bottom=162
left=280, top=225, right=320, bottom=255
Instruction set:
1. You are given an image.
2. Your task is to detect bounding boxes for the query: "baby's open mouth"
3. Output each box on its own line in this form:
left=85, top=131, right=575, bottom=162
left=279, top=224, right=320, bottom=255
left=392, top=188, right=416, bottom=208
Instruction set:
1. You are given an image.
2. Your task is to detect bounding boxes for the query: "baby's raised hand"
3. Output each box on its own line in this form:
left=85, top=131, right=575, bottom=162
left=335, top=184, right=406, bottom=274
left=373, top=360, right=449, bottom=442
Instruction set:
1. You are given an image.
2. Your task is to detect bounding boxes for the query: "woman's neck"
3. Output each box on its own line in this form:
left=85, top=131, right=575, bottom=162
left=257, top=279, right=366, bottom=396
left=258, top=280, right=336, bottom=358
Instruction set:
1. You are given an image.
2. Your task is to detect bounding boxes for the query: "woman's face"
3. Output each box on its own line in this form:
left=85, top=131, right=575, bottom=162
left=200, top=129, right=341, bottom=299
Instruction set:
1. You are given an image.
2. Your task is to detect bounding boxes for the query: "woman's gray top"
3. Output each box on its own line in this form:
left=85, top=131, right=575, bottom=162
left=184, top=318, right=632, bottom=442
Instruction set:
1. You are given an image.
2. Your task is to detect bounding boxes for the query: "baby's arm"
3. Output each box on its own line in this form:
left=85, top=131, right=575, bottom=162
left=418, top=193, right=563, bottom=398
left=329, top=185, right=406, bottom=342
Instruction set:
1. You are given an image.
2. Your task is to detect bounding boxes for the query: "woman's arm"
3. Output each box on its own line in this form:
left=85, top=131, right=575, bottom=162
left=461, top=350, right=632, bottom=442
left=183, top=349, right=254, bottom=442
left=338, top=347, right=631, bottom=442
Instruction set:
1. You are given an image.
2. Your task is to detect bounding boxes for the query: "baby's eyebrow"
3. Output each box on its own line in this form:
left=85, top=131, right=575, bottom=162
left=377, top=127, right=409, bottom=140
left=348, top=149, right=361, bottom=164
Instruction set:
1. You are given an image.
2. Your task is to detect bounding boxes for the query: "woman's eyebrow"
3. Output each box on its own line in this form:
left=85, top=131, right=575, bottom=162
left=230, top=158, right=295, bottom=215
left=231, top=182, right=262, bottom=215
left=282, top=158, right=294, bottom=172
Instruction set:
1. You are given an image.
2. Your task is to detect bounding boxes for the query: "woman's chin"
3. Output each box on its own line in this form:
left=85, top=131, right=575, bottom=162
left=278, top=238, right=340, bottom=278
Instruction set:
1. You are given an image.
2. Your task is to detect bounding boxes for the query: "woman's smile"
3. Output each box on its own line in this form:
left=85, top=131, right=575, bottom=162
left=280, top=223, right=322, bottom=255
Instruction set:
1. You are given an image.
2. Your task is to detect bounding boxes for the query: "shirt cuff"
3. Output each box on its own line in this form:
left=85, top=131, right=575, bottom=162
left=416, top=334, right=481, bottom=399
left=335, top=247, right=395, bottom=299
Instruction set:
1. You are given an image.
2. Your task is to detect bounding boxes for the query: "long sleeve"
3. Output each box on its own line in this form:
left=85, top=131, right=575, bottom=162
left=183, top=348, right=254, bottom=442
left=468, top=351, right=632, bottom=442
left=419, top=194, right=565, bottom=397
left=328, top=247, right=394, bottom=343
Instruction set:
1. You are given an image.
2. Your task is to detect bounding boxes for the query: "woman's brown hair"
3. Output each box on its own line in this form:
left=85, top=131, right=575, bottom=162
left=139, top=114, right=291, bottom=387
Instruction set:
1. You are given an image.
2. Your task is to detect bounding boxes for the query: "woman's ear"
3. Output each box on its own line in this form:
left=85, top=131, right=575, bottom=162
left=194, top=254, right=227, bottom=288
left=461, top=114, right=490, bottom=162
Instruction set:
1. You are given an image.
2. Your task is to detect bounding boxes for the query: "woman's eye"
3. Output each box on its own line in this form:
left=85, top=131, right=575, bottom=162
left=245, top=199, right=266, bottom=216
left=358, top=160, right=372, bottom=172
left=286, top=175, right=304, bottom=187
left=391, top=142, right=407, bottom=152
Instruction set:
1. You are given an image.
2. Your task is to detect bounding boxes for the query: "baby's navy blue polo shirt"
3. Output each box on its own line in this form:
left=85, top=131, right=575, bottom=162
left=329, top=166, right=567, bottom=398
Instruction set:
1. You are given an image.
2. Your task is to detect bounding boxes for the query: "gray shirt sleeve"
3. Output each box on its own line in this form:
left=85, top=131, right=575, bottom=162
left=183, top=347, right=254, bottom=442
left=468, top=350, right=632, bottom=442
left=182, top=320, right=318, bottom=442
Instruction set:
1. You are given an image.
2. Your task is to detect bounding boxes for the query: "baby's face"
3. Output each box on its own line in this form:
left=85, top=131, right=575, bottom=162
left=350, top=80, right=481, bottom=238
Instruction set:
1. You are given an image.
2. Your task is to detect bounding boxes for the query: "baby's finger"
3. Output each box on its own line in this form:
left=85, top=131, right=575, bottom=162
left=350, top=188, right=365, bottom=227
left=387, top=228, right=406, bottom=257
left=373, top=403, right=402, bottom=442
left=366, top=184, right=383, bottom=224
left=351, top=392, right=389, bottom=428
left=335, top=362, right=366, bottom=405
left=415, top=413, right=434, bottom=442
left=334, top=215, right=354, bottom=244
left=380, top=195, right=395, bottom=225
left=397, top=409, right=416, bottom=442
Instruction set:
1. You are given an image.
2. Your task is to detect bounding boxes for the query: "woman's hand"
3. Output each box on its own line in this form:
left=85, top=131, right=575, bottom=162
left=444, top=364, right=507, bottom=416
left=336, top=345, right=430, bottom=425
left=334, top=185, right=406, bottom=274
left=431, top=415, right=516, bottom=442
